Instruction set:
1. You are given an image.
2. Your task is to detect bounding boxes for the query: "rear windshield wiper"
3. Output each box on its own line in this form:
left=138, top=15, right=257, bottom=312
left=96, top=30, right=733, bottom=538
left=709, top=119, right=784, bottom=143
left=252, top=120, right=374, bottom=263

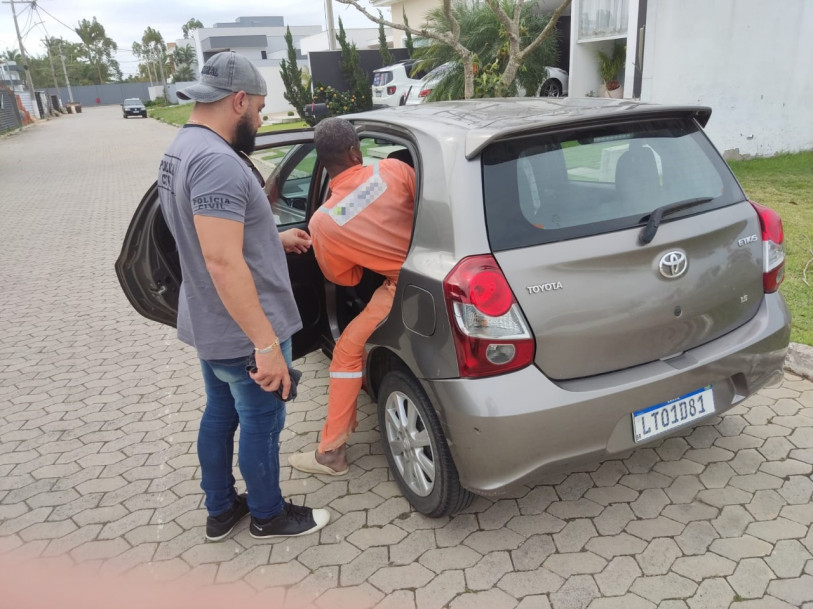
left=639, top=197, right=715, bottom=245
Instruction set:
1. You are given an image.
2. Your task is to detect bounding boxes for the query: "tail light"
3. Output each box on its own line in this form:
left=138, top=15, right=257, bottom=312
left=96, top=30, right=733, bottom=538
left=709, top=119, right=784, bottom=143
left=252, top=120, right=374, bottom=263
left=387, top=86, right=397, bottom=95
left=750, top=201, right=785, bottom=293
left=419, top=88, right=432, bottom=98
left=443, top=255, right=534, bottom=377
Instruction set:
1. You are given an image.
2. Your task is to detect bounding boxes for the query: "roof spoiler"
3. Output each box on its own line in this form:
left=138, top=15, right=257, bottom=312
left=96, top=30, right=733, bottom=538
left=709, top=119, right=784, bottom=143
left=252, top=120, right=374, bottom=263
left=465, top=104, right=714, bottom=159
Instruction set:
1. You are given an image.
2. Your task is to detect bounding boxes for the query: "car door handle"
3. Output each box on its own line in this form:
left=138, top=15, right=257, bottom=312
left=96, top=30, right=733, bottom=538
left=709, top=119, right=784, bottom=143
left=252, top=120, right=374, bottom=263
left=150, top=282, right=168, bottom=296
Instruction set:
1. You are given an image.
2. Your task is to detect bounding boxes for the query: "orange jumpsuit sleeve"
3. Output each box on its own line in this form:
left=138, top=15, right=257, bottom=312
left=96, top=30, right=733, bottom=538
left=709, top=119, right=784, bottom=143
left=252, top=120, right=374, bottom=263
left=311, top=236, right=363, bottom=286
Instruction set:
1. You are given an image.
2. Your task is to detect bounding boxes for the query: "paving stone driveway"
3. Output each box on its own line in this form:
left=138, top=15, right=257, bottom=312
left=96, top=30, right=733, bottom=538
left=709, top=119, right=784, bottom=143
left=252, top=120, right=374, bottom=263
left=1, top=106, right=812, bottom=609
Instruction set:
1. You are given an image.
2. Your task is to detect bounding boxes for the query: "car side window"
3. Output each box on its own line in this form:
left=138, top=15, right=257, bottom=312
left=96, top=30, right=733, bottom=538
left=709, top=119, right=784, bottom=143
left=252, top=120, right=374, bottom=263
left=359, top=137, right=413, bottom=168
left=260, top=137, right=414, bottom=226
left=262, top=144, right=317, bottom=226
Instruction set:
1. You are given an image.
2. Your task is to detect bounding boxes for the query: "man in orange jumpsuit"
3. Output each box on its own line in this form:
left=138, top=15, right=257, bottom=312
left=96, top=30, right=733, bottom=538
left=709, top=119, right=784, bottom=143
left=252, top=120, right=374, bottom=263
left=289, top=117, right=415, bottom=475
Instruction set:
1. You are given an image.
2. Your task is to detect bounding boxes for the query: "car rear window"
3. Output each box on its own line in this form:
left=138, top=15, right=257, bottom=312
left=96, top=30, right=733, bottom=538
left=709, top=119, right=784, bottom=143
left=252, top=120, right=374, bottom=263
left=372, top=71, right=392, bottom=86
left=482, top=117, right=745, bottom=251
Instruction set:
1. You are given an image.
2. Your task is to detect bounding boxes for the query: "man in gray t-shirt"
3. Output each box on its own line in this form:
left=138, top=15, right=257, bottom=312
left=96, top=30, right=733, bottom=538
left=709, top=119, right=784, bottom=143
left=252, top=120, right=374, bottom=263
left=159, top=51, right=329, bottom=541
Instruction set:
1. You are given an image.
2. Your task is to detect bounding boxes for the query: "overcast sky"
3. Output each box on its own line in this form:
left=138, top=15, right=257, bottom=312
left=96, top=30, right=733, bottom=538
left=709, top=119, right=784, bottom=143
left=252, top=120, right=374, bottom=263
left=1, top=0, right=386, bottom=76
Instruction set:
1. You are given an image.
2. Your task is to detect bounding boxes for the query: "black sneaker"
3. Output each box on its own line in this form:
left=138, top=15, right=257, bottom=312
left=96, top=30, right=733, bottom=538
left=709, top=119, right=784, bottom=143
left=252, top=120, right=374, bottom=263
left=249, top=501, right=330, bottom=539
left=205, top=493, right=249, bottom=542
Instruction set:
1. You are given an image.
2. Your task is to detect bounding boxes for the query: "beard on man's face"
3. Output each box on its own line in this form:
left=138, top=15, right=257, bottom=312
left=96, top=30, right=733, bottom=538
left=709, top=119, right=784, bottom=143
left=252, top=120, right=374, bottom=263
left=232, top=112, right=257, bottom=155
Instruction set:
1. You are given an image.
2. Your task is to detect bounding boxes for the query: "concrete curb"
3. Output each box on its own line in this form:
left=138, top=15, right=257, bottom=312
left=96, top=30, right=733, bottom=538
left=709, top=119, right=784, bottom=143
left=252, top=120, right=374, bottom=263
left=785, top=341, right=813, bottom=380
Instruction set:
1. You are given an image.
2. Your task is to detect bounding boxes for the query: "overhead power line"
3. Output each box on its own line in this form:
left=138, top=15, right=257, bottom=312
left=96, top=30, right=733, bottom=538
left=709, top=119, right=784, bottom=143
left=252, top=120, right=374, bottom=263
left=34, top=3, right=78, bottom=37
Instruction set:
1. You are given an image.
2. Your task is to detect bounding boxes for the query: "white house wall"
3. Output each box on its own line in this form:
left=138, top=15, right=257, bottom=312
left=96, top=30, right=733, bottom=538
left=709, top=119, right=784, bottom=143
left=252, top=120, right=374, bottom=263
left=257, top=66, right=293, bottom=114
left=373, top=0, right=442, bottom=45
left=642, top=0, right=813, bottom=158
left=170, top=68, right=291, bottom=114
left=191, top=25, right=321, bottom=71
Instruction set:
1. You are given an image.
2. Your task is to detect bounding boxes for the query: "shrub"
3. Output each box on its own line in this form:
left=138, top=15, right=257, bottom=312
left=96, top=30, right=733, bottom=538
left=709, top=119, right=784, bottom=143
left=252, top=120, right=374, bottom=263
left=313, top=84, right=365, bottom=117
left=148, top=96, right=169, bottom=108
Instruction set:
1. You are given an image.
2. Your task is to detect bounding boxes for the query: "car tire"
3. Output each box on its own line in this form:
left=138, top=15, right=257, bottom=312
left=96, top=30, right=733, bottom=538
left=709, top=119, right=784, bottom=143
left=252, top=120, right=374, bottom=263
left=378, top=369, right=474, bottom=517
left=123, top=115, right=127, bottom=119
left=539, top=78, right=563, bottom=97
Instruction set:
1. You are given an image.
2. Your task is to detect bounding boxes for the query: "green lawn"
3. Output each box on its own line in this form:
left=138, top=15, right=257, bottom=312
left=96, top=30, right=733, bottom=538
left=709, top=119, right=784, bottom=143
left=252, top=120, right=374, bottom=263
left=147, top=103, right=193, bottom=125
left=729, top=152, right=813, bottom=346
left=148, top=103, right=306, bottom=132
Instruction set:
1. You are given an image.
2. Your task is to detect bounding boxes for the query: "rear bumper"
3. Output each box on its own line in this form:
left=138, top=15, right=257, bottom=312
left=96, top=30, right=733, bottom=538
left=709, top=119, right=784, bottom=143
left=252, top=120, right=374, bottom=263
left=422, top=293, right=790, bottom=496
left=372, top=97, right=401, bottom=108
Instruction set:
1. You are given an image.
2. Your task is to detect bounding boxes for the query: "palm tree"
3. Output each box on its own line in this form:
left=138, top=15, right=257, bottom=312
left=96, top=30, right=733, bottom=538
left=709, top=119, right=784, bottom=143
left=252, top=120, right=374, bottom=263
left=173, top=45, right=196, bottom=69
left=142, top=27, right=169, bottom=101
left=75, top=17, right=117, bottom=84
left=2, top=48, right=22, bottom=63
left=171, top=45, right=196, bottom=84
left=173, top=65, right=195, bottom=83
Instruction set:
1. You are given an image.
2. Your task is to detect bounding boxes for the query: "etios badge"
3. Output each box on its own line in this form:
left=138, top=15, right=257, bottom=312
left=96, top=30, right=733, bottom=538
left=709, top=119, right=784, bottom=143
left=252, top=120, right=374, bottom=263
left=659, top=251, right=688, bottom=279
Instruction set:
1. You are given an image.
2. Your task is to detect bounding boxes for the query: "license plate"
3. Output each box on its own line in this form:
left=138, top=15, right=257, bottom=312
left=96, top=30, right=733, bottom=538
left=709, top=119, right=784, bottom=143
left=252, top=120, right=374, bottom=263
left=632, top=386, right=714, bottom=443
left=374, top=90, right=382, bottom=97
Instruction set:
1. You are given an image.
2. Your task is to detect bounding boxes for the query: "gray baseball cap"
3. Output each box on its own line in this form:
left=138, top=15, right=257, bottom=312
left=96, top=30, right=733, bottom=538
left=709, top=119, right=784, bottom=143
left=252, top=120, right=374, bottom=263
left=177, top=51, right=267, bottom=102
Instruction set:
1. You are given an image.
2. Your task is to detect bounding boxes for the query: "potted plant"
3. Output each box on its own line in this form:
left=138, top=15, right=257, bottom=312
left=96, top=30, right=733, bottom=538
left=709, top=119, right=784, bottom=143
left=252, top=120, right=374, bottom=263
left=596, top=42, right=626, bottom=98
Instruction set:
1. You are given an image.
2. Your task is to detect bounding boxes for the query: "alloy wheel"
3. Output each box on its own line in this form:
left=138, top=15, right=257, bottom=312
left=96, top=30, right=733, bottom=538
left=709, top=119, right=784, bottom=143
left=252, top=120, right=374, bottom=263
left=383, top=390, right=435, bottom=497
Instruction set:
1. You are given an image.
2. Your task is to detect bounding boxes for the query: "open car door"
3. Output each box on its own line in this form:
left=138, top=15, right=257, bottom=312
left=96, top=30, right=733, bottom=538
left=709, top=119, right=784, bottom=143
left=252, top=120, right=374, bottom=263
left=115, top=129, right=329, bottom=361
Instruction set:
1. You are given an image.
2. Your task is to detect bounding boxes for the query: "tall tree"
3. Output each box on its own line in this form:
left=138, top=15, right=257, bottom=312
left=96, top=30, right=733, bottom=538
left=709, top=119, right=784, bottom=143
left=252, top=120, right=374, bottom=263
left=403, top=11, right=415, bottom=56
left=74, top=17, right=118, bottom=84
left=18, top=38, right=119, bottom=87
left=279, top=27, right=314, bottom=124
left=182, top=18, right=204, bottom=38
left=377, top=15, right=394, bottom=66
left=336, top=19, right=371, bottom=111
left=142, top=27, right=169, bottom=101
left=334, top=0, right=571, bottom=99
left=131, top=41, right=154, bottom=83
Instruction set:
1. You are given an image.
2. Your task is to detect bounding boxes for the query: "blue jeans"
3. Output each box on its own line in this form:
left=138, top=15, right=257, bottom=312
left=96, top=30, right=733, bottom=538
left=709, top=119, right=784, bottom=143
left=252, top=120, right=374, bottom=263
left=198, top=339, right=292, bottom=519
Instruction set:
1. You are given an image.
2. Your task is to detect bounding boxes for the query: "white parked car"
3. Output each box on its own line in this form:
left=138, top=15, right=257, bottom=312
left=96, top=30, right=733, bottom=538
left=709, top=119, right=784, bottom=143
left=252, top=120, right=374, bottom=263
left=538, top=66, right=569, bottom=97
left=404, top=63, right=569, bottom=104
left=371, top=60, right=428, bottom=108
left=403, top=62, right=454, bottom=105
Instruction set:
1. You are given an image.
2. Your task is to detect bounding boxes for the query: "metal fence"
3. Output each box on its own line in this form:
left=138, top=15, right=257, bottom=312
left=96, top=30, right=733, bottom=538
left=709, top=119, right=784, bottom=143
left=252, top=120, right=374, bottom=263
left=0, top=86, right=23, bottom=133
left=46, top=82, right=153, bottom=109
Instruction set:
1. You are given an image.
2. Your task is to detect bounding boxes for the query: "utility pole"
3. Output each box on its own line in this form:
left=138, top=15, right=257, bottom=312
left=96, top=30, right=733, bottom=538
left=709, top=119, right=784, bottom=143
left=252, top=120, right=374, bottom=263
left=325, top=0, right=337, bottom=51
left=58, top=41, right=74, bottom=103
left=5, top=0, right=39, bottom=116
left=44, top=37, right=62, bottom=111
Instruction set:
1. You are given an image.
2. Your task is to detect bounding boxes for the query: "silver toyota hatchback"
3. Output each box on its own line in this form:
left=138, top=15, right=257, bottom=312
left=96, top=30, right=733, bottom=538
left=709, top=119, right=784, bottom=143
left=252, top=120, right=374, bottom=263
left=117, top=98, right=791, bottom=517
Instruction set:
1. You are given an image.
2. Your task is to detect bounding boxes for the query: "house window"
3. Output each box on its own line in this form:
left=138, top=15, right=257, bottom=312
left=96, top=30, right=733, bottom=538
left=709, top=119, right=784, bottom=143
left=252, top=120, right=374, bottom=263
left=261, top=50, right=267, bottom=60
left=578, top=0, right=629, bottom=41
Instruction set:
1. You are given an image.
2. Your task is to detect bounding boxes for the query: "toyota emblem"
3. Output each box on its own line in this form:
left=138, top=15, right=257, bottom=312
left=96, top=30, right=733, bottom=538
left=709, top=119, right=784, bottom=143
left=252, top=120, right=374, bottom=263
left=659, top=251, right=688, bottom=279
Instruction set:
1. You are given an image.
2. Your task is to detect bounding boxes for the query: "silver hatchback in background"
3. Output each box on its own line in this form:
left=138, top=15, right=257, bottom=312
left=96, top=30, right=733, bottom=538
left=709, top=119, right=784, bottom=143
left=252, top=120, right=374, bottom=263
left=118, top=98, right=790, bottom=517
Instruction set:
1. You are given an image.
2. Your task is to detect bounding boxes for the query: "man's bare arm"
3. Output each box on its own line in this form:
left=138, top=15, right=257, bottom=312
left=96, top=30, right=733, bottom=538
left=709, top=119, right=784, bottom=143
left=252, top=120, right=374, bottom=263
left=194, top=215, right=290, bottom=397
